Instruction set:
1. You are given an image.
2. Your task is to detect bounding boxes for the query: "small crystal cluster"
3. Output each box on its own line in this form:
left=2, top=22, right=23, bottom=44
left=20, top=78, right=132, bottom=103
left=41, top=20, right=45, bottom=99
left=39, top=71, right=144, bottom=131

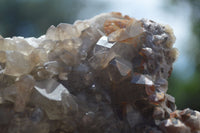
left=0, top=12, right=199, bottom=133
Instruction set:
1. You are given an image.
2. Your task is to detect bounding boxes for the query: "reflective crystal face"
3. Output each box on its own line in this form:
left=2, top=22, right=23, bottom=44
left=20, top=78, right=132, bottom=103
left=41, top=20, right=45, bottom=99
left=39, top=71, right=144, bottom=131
left=34, top=79, right=69, bottom=101
left=0, top=12, right=198, bottom=133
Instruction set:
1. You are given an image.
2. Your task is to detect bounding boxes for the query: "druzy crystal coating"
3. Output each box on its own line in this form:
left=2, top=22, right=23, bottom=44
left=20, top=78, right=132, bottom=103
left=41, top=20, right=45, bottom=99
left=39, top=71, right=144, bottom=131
left=0, top=12, right=199, bottom=133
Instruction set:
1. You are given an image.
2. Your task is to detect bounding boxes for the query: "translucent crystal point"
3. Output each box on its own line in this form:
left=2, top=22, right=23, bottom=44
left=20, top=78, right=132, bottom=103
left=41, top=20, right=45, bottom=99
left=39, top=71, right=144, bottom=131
left=5, top=51, right=34, bottom=76
left=34, top=79, right=69, bottom=101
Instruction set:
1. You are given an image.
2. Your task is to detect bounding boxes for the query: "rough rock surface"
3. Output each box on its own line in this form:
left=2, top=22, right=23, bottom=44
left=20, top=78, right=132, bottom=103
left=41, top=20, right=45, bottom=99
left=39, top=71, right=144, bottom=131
left=0, top=12, right=199, bottom=133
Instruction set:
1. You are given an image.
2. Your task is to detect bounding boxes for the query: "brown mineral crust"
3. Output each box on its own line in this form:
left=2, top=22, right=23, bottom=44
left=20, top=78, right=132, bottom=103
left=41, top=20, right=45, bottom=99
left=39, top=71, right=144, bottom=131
left=104, top=19, right=133, bottom=35
left=105, top=21, right=144, bottom=44
left=0, top=12, right=199, bottom=133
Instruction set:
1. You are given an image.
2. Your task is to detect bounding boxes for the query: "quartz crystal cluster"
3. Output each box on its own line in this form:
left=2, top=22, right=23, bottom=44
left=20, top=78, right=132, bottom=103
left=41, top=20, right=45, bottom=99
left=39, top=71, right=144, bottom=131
left=0, top=12, right=199, bottom=133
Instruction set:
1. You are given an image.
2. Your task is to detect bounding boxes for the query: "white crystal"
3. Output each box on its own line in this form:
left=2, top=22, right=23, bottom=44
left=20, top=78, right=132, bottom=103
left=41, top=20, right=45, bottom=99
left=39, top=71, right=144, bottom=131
left=35, top=79, right=69, bottom=101
left=96, top=36, right=115, bottom=48
left=25, top=35, right=45, bottom=48
left=131, top=74, right=154, bottom=86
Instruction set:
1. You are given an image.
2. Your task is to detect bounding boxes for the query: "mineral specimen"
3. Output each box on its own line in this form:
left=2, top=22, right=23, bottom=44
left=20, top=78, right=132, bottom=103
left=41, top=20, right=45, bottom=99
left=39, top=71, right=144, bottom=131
left=0, top=12, right=199, bottom=133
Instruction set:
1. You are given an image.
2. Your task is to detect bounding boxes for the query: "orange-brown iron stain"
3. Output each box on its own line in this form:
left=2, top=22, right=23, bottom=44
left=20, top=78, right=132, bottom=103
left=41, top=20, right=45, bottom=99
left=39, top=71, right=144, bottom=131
left=170, top=111, right=180, bottom=119
left=121, top=101, right=128, bottom=117
left=168, top=67, right=173, bottom=78
left=145, top=85, right=156, bottom=96
left=104, top=19, right=130, bottom=35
